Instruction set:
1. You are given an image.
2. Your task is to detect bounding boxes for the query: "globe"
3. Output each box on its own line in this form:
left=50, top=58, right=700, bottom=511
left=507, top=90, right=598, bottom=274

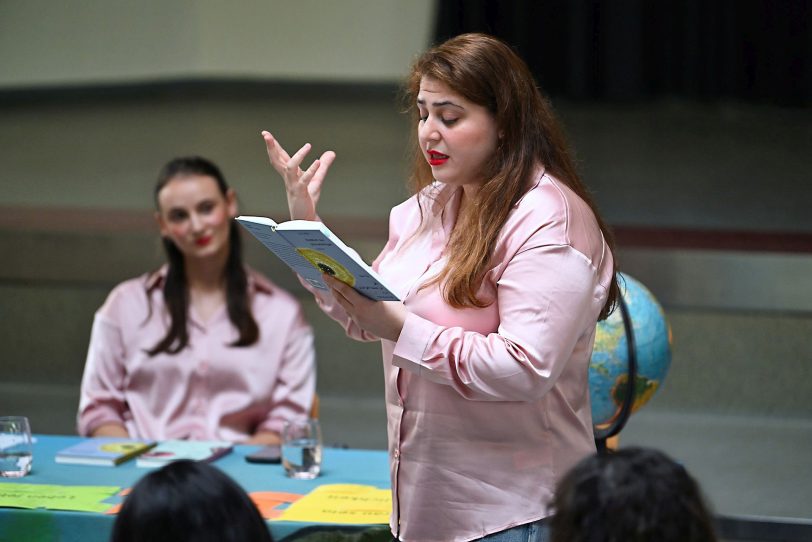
left=589, top=273, right=672, bottom=431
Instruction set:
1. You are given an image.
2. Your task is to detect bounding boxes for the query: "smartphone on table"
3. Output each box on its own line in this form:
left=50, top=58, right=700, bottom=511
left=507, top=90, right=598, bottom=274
left=245, top=444, right=281, bottom=464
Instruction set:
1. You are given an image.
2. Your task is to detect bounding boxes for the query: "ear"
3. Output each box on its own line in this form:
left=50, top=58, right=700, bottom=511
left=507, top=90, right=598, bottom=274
left=226, top=188, right=238, bottom=217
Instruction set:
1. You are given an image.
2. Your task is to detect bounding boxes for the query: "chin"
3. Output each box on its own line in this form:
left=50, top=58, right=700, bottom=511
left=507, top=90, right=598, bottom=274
left=432, top=172, right=453, bottom=184
left=187, top=242, right=226, bottom=260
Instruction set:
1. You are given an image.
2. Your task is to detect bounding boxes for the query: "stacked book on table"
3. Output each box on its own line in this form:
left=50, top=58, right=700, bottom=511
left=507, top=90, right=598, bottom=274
left=55, top=438, right=233, bottom=467
left=55, top=438, right=156, bottom=466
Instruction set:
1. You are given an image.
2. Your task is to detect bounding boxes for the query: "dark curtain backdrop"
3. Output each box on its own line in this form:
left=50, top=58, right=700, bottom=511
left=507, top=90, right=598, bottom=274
left=434, top=0, right=811, bottom=105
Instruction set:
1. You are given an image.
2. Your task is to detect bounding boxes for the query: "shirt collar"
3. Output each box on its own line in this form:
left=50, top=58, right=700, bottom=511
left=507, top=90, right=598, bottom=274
left=246, top=267, right=275, bottom=295
left=144, top=264, right=274, bottom=295
left=422, top=181, right=462, bottom=217
left=512, top=167, right=546, bottom=208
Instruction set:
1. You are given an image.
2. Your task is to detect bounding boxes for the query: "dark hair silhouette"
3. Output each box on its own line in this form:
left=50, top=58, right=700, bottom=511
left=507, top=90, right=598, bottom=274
left=146, top=156, right=259, bottom=355
left=550, top=447, right=718, bottom=542
left=404, top=33, right=618, bottom=319
left=111, top=459, right=272, bottom=542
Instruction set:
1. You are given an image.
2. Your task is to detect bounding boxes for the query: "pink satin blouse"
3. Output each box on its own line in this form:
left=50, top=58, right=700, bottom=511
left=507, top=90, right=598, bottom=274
left=78, top=267, right=315, bottom=442
left=308, top=172, right=614, bottom=542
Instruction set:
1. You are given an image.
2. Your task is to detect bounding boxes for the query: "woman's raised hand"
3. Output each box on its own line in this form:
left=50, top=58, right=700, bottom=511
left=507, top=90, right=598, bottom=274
left=262, top=131, right=336, bottom=221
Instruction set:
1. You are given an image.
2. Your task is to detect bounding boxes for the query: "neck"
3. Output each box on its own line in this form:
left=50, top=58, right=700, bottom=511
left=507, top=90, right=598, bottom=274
left=184, top=249, right=228, bottom=292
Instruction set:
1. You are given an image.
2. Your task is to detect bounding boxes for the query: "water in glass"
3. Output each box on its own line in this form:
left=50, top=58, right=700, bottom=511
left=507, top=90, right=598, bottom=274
left=282, top=437, right=322, bottom=479
left=0, top=416, right=33, bottom=478
left=0, top=451, right=33, bottom=477
left=281, top=418, right=322, bottom=480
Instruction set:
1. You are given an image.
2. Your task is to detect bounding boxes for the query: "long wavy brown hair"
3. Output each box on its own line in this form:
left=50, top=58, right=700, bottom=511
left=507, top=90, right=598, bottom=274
left=403, top=33, right=619, bottom=320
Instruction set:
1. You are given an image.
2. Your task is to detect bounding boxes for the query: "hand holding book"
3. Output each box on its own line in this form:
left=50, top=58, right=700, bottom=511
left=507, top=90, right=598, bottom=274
left=321, top=273, right=407, bottom=342
left=255, top=130, right=404, bottom=339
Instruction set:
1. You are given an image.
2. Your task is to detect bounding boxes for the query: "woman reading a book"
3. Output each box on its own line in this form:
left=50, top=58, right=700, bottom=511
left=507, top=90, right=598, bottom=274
left=78, top=156, right=315, bottom=445
left=264, top=33, right=618, bottom=542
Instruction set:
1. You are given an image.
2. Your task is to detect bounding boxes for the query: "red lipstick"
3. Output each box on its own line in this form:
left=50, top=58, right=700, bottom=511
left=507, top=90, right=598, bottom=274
left=427, top=150, right=449, bottom=166
left=195, top=236, right=213, bottom=247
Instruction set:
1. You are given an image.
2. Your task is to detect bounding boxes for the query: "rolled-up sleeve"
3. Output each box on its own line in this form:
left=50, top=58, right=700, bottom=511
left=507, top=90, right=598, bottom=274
left=77, top=313, right=129, bottom=435
left=392, top=243, right=600, bottom=401
left=257, top=309, right=316, bottom=435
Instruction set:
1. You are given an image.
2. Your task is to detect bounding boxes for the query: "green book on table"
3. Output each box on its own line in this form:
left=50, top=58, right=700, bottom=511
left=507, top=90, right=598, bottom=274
left=55, top=437, right=157, bottom=466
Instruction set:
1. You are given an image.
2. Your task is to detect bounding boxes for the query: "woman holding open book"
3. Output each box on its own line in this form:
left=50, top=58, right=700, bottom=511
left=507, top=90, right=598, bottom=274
left=264, top=33, right=619, bottom=542
left=78, top=156, right=315, bottom=445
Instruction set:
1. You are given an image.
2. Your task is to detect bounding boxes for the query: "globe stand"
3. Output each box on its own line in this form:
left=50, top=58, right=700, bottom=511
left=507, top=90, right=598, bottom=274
left=593, top=295, right=637, bottom=454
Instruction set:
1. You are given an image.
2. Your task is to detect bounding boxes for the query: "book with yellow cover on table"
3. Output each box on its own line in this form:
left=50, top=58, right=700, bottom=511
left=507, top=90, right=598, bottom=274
left=55, top=438, right=156, bottom=467
left=236, top=216, right=399, bottom=301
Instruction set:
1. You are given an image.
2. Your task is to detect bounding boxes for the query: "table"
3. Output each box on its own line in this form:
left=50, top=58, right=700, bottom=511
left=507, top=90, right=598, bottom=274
left=0, top=435, right=391, bottom=542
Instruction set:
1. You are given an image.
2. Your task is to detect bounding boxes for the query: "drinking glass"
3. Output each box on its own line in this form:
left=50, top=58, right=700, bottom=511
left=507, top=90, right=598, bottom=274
left=0, top=416, right=33, bottom=478
left=281, top=418, right=322, bottom=479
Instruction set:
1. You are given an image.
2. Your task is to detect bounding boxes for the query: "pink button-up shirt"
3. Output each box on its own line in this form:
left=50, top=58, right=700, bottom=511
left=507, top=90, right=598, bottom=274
left=78, top=267, right=315, bottom=442
left=309, top=172, right=614, bottom=542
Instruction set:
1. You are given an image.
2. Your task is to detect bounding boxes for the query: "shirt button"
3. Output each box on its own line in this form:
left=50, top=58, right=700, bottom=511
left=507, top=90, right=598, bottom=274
left=393, top=450, right=400, bottom=460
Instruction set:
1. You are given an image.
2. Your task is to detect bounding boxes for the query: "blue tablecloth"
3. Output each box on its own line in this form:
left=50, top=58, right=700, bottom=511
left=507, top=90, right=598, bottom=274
left=0, top=435, right=391, bottom=542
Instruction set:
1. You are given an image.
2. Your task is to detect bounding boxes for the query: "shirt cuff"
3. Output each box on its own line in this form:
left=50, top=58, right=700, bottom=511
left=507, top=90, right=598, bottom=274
left=256, top=419, right=285, bottom=437
left=257, top=410, right=310, bottom=437
left=392, top=312, right=449, bottom=384
left=79, top=408, right=125, bottom=437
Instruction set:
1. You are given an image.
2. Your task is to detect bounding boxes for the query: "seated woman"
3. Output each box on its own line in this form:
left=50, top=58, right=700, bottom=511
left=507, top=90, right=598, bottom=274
left=78, top=156, right=315, bottom=444
left=110, top=459, right=273, bottom=542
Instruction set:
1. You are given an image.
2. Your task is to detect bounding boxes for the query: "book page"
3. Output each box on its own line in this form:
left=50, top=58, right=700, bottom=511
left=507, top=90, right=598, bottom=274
left=272, top=484, right=391, bottom=525
left=237, top=218, right=331, bottom=291
left=278, top=228, right=399, bottom=301
left=237, top=217, right=399, bottom=300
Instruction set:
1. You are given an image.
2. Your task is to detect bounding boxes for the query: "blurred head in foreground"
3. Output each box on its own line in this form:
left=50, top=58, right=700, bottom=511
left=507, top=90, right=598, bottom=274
left=111, top=459, right=272, bottom=542
left=550, top=446, right=718, bottom=542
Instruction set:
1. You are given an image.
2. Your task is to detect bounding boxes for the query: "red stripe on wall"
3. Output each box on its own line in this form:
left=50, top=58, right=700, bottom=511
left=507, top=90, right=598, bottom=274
left=2, top=206, right=811, bottom=253
left=612, top=226, right=812, bottom=253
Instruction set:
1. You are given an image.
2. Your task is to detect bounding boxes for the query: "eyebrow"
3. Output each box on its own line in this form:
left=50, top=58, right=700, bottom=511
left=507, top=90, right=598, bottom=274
left=416, top=98, right=464, bottom=109
left=164, top=198, right=216, bottom=212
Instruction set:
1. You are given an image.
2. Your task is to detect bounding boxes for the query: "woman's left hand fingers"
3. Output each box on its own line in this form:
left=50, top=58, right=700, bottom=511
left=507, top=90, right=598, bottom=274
left=325, top=274, right=357, bottom=305
left=262, top=131, right=292, bottom=173
left=323, top=274, right=406, bottom=342
left=309, top=151, right=336, bottom=197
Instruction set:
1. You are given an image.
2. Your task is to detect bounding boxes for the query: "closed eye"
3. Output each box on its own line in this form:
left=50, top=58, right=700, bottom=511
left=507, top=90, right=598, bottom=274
left=417, top=113, right=458, bottom=126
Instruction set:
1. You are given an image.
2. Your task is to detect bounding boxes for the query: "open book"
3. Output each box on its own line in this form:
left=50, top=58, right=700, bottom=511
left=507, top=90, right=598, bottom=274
left=236, top=216, right=399, bottom=301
